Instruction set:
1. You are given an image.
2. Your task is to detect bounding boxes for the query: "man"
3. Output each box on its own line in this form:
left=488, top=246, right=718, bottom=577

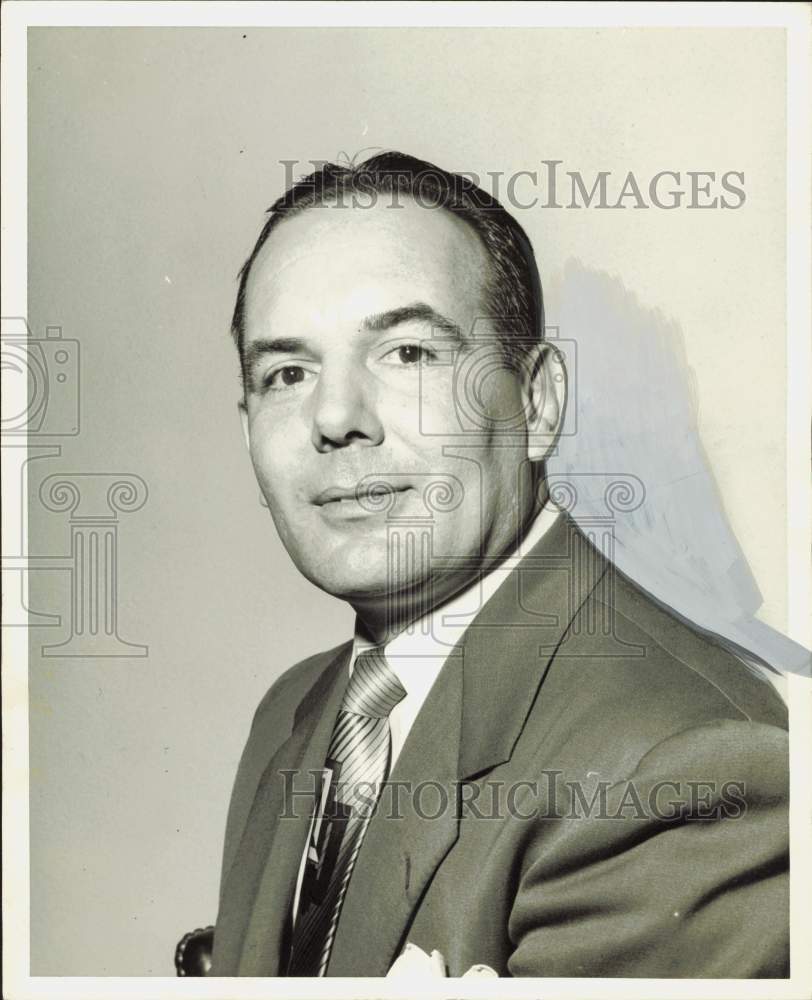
left=211, top=152, right=788, bottom=978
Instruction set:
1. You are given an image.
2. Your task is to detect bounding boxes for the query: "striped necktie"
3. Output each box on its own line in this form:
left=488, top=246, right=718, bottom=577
left=286, top=647, right=406, bottom=976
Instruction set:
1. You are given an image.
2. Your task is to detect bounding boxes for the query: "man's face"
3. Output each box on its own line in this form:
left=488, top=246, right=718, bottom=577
left=239, top=197, right=549, bottom=624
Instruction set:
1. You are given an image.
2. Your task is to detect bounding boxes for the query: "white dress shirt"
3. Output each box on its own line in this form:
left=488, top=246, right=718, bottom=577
left=291, top=501, right=561, bottom=921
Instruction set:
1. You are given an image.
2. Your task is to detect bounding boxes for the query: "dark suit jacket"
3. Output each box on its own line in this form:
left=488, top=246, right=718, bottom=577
left=211, top=513, right=789, bottom=978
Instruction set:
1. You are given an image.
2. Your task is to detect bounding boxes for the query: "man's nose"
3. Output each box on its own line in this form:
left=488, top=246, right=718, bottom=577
left=309, top=366, right=384, bottom=452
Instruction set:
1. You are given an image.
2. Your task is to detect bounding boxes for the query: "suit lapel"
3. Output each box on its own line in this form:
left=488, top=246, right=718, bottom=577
left=219, top=644, right=351, bottom=976
left=327, top=512, right=609, bottom=975
left=457, top=510, right=608, bottom=778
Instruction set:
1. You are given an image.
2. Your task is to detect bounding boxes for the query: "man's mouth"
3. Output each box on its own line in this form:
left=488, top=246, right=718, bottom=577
left=313, top=484, right=412, bottom=508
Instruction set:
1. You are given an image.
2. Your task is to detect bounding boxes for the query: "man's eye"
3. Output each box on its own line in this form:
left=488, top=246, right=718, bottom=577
left=398, top=345, right=421, bottom=365
left=385, top=344, right=437, bottom=366
left=264, top=365, right=310, bottom=390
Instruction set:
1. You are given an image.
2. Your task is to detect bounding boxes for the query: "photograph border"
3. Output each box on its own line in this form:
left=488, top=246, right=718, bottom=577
left=2, top=3, right=810, bottom=999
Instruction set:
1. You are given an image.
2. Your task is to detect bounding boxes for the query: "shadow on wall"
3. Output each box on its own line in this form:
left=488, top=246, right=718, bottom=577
left=545, top=259, right=809, bottom=688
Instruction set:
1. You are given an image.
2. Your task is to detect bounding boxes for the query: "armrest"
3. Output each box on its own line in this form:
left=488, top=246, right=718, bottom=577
left=175, top=925, right=214, bottom=976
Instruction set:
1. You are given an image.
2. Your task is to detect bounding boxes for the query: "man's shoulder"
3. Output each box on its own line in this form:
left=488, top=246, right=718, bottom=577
left=251, top=638, right=353, bottom=731
left=531, top=557, right=789, bottom=775
left=511, top=558, right=790, bottom=799
left=515, top=512, right=787, bottom=733
left=606, top=566, right=787, bottom=728
left=217, top=638, right=352, bottom=895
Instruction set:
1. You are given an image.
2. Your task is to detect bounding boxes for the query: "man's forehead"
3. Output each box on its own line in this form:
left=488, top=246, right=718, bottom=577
left=244, top=197, right=490, bottom=321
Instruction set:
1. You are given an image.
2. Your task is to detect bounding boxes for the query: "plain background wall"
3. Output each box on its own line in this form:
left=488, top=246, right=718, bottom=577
left=26, top=27, right=787, bottom=974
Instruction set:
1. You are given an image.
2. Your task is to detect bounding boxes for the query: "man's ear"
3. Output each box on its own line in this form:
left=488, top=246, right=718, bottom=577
left=238, top=399, right=250, bottom=451
left=522, top=341, right=567, bottom=462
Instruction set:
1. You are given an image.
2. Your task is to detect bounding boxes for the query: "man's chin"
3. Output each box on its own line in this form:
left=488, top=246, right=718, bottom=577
left=293, top=541, right=393, bottom=601
left=305, top=571, right=389, bottom=600
left=286, top=526, right=472, bottom=613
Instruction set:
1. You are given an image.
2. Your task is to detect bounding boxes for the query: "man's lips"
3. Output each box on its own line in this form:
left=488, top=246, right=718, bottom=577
left=313, top=484, right=412, bottom=506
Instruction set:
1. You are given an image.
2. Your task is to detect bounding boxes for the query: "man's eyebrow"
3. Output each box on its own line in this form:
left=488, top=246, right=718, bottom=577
left=242, top=337, right=307, bottom=370
left=362, top=303, right=463, bottom=339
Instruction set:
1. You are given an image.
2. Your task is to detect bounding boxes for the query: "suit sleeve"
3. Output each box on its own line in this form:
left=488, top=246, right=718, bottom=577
left=507, top=719, right=789, bottom=978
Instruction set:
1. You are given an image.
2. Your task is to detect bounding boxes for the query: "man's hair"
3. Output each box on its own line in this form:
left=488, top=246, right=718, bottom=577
left=230, top=151, right=544, bottom=375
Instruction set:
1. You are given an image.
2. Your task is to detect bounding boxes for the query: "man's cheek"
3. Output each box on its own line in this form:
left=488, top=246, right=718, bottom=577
left=249, top=429, right=294, bottom=477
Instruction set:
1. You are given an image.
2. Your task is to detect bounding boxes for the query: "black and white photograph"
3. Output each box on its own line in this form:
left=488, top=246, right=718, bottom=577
left=2, top=3, right=810, bottom=998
